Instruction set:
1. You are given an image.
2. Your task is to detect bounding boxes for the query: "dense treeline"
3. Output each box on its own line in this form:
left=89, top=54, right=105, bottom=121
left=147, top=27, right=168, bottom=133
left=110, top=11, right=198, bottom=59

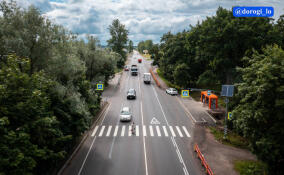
left=0, top=1, right=122, bottom=174
left=154, top=7, right=284, bottom=174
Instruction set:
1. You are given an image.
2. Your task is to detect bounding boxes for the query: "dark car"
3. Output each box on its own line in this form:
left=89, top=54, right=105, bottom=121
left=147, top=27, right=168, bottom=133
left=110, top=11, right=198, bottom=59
left=127, top=89, right=136, bottom=99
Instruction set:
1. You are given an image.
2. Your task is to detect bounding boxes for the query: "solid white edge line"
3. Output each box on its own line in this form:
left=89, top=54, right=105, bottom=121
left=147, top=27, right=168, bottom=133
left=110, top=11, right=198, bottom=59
left=175, top=96, right=197, bottom=123
left=78, top=136, right=97, bottom=175
left=91, top=126, right=99, bottom=137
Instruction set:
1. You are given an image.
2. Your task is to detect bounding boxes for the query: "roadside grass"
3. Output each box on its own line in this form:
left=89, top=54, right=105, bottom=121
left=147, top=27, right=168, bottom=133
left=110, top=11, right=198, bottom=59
left=209, top=126, right=249, bottom=149
left=234, top=160, right=268, bottom=175
left=156, top=68, right=182, bottom=90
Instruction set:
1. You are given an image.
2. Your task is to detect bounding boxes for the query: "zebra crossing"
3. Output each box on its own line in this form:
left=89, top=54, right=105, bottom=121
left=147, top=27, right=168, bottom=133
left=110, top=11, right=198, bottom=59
left=91, top=125, right=191, bottom=138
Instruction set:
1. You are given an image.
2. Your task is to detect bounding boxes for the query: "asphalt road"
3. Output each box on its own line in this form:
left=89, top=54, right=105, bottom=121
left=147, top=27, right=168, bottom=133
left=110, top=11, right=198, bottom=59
left=62, top=51, right=203, bottom=175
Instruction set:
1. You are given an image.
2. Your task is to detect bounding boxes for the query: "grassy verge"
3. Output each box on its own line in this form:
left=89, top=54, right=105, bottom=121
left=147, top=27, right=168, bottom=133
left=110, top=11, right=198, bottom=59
left=234, top=160, right=268, bottom=175
left=209, top=126, right=249, bottom=149
left=156, top=68, right=182, bottom=90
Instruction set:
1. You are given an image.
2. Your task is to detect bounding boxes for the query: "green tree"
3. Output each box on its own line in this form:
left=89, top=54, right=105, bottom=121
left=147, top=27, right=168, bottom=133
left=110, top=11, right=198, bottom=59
left=233, top=45, right=284, bottom=174
left=0, top=55, right=70, bottom=174
left=128, top=40, right=134, bottom=53
left=107, top=19, right=129, bottom=68
left=138, top=41, right=145, bottom=53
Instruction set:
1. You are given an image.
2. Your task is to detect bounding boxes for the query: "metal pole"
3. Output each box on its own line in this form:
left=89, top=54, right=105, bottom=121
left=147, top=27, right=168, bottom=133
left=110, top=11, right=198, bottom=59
left=224, top=97, right=228, bottom=139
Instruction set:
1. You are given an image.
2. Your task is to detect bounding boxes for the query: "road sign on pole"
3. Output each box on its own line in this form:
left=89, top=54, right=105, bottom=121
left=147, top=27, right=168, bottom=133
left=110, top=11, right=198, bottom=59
left=181, top=90, right=189, bottom=97
left=97, top=84, right=104, bottom=90
left=228, top=112, right=232, bottom=120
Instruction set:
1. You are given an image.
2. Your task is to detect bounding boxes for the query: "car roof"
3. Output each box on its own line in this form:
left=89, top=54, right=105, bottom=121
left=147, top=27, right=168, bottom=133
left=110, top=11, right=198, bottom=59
left=122, top=107, right=129, bottom=111
left=128, top=88, right=135, bottom=91
left=169, top=88, right=177, bottom=90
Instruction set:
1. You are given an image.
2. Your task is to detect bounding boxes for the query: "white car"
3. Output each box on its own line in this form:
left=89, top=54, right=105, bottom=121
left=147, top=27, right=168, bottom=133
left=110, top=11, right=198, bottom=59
left=120, top=107, right=132, bottom=122
left=166, top=88, right=178, bottom=95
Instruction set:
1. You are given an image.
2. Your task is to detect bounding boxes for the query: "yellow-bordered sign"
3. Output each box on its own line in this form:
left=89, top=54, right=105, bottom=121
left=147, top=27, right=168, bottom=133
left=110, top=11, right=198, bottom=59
left=97, top=84, right=104, bottom=90
left=181, top=90, right=189, bottom=97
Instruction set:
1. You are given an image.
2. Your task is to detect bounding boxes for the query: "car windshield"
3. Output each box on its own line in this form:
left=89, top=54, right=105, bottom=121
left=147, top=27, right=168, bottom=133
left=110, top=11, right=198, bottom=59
left=121, top=110, right=130, bottom=115
left=129, top=89, right=134, bottom=93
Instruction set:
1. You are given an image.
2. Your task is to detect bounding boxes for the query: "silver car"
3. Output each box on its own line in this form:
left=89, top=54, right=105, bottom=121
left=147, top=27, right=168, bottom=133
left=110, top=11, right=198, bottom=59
left=120, top=107, right=132, bottom=122
left=166, top=88, right=178, bottom=95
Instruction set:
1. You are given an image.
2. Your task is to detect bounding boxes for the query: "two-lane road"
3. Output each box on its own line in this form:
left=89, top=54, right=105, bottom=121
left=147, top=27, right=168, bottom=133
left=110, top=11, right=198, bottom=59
left=62, top=51, right=203, bottom=175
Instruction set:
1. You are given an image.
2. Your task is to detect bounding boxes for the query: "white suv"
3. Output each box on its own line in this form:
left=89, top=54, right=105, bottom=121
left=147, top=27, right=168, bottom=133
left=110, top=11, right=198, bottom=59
left=166, top=88, right=178, bottom=95
left=120, top=107, right=132, bottom=122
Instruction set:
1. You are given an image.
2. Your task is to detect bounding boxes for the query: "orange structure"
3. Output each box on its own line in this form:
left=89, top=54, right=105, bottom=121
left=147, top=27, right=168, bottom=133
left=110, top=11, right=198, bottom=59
left=201, top=91, right=218, bottom=109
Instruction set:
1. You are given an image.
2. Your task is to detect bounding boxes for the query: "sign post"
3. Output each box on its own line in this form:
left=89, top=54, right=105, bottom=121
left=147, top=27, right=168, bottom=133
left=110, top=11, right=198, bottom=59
left=221, top=85, right=234, bottom=139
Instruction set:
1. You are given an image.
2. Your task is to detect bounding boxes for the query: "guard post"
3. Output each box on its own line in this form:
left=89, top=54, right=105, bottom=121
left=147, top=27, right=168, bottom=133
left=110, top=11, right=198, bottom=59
left=221, top=85, right=234, bottom=139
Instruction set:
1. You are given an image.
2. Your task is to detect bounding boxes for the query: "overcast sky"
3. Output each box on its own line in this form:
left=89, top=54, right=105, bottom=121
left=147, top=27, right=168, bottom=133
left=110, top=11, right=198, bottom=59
left=14, top=0, right=284, bottom=45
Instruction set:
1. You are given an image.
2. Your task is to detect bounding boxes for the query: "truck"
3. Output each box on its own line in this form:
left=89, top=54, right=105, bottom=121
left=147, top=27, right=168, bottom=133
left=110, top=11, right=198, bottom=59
left=143, top=73, right=151, bottom=84
left=138, top=58, right=142, bottom=63
left=131, top=65, right=138, bottom=76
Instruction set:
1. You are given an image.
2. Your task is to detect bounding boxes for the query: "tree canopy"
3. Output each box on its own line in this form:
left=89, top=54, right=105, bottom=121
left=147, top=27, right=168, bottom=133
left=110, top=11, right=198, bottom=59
left=107, top=19, right=129, bottom=68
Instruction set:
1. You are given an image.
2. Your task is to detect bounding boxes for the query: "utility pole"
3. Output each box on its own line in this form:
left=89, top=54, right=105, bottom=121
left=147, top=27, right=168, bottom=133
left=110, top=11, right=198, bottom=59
left=221, top=85, right=234, bottom=140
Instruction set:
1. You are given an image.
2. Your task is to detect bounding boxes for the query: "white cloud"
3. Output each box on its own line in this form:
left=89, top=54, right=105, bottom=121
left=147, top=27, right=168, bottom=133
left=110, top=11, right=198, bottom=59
left=12, top=0, right=284, bottom=45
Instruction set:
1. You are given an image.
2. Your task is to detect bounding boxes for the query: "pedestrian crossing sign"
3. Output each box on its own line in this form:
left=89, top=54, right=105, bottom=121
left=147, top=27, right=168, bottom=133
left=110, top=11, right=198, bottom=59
left=228, top=112, right=232, bottom=120
left=181, top=90, right=189, bottom=97
left=97, top=84, right=104, bottom=90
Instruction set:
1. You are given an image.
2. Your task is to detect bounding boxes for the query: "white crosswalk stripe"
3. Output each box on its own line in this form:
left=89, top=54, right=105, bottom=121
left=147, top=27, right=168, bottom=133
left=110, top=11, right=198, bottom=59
left=143, top=125, right=147, bottom=136
left=121, top=125, right=125, bottom=136
left=129, top=126, right=132, bottom=136
left=176, top=126, right=183, bottom=137
left=113, top=126, right=119, bottom=137
left=149, top=126, right=154, bottom=137
left=106, top=126, right=112, bottom=137
left=91, top=125, right=191, bottom=138
left=169, top=126, right=176, bottom=137
left=156, top=126, right=161, bottom=137
left=98, top=126, right=105, bottom=137
left=162, top=126, right=168, bottom=137
left=91, top=126, right=99, bottom=137
left=136, top=125, right=139, bottom=136
left=182, top=126, right=191, bottom=137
